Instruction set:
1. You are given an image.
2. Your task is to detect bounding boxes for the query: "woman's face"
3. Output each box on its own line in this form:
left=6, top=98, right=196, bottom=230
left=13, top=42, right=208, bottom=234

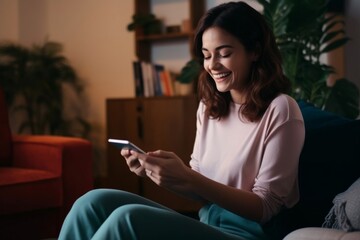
left=202, top=27, right=256, bottom=104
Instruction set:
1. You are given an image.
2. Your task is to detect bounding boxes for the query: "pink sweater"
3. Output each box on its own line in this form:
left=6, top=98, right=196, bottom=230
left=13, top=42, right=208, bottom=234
left=190, top=94, right=305, bottom=223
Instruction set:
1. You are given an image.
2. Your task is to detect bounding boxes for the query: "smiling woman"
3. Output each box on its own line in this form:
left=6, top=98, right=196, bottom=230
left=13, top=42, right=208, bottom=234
left=194, top=2, right=290, bottom=122
left=58, top=2, right=304, bottom=240
left=201, top=27, right=255, bottom=103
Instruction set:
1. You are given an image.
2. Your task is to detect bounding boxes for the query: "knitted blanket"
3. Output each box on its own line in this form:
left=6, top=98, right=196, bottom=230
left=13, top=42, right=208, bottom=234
left=322, top=177, right=360, bottom=232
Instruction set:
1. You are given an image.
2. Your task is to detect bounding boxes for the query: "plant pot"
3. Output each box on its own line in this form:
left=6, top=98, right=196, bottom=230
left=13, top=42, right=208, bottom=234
left=175, top=82, right=193, bottom=96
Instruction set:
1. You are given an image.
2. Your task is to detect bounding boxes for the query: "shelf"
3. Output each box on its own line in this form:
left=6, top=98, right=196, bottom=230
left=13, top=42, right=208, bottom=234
left=134, top=0, right=204, bottom=62
left=136, top=31, right=193, bottom=41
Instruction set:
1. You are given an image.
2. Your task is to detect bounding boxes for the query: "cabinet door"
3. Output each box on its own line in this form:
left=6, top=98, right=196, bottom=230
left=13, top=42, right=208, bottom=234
left=142, top=97, right=196, bottom=160
left=106, top=98, right=142, bottom=193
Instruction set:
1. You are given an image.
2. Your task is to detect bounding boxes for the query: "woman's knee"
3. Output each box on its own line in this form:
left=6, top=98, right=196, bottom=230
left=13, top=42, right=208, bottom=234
left=73, top=189, right=103, bottom=206
left=74, top=189, right=129, bottom=205
left=110, top=204, right=157, bottom=224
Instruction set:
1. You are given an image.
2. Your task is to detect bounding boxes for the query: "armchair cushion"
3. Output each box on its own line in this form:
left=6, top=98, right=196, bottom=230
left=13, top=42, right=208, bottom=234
left=0, top=135, right=93, bottom=239
left=10, top=135, right=93, bottom=215
left=0, top=168, right=62, bottom=215
left=0, top=88, right=12, bottom=166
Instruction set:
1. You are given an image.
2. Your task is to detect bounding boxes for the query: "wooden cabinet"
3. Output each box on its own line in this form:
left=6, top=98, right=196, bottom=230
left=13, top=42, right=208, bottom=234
left=134, top=0, right=205, bottom=61
left=106, top=96, right=201, bottom=212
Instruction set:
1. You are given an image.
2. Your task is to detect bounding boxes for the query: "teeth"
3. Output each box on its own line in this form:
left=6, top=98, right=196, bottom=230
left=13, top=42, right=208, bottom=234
left=213, top=72, right=230, bottom=78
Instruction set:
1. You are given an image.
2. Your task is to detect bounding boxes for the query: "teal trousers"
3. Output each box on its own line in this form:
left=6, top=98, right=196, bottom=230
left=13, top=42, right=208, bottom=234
left=58, top=189, right=268, bottom=240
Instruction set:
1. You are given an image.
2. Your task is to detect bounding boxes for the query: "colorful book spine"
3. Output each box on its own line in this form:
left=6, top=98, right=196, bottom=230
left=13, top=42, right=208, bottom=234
left=132, top=61, right=176, bottom=97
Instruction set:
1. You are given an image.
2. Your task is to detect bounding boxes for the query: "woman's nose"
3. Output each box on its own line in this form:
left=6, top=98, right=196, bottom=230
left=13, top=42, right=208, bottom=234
left=208, top=58, right=220, bottom=70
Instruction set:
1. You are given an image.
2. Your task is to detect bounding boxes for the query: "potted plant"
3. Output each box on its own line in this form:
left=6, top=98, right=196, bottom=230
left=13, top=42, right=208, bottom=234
left=127, top=13, right=163, bottom=35
left=257, top=0, right=359, bottom=119
left=0, top=40, right=90, bottom=137
left=175, top=59, right=201, bottom=95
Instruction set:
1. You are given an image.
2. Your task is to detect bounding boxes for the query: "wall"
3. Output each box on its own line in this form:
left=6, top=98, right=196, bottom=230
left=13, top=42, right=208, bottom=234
left=0, top=0, right=19, bottom=41
left=18, top=0, right=48, bottom=45
left=47, top=0, right=135, bottom=175
left=207, top=0, right=261, bottom=10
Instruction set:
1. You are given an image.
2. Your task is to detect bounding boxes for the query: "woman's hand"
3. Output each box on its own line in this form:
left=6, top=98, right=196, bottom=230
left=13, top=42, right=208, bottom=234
left=131, top=150, right=194, bottom=194
left=120, top=149, right=147, bottom=177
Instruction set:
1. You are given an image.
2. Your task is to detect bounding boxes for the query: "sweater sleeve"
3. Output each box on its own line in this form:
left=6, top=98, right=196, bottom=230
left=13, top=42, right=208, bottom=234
left=189, top=102, right=204, bottom=172
left=253, top=98, right=305, bottom=223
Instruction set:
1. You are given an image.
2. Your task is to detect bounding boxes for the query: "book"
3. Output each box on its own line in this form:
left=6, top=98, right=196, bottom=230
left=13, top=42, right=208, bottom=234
left=140, top=61, right=155, bottom=97
left=153, top=64, right=165, bottom=96
left=132, top=60, right=177, bottom=97
left=132, top=61, right=144, bottom=97
left=160, top=69, right=175, bottom=96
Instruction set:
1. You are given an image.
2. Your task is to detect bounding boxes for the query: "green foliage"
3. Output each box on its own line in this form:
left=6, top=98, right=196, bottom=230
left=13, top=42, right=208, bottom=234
left=176, top=59, right=201, bottom=84
left=127, top=13, right=162, bottom=35
left=0, top=40, right=91, bottom=137
left=258, top=0, right=359, bottom=119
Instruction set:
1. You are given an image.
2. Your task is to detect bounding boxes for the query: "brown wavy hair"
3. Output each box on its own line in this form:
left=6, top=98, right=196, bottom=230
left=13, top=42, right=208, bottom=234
left=194, top=2, right=290, bottom=122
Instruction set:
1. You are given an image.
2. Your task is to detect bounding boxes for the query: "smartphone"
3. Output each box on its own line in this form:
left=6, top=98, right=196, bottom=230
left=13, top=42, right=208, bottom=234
left=108, top=139, right=146, bottom=154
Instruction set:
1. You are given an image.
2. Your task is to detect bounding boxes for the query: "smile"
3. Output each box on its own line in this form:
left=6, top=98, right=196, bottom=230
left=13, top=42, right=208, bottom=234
left=212, top=72, right=231, bottom=80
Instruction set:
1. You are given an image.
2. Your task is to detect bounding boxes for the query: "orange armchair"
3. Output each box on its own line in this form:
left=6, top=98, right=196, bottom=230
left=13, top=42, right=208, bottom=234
left=0, top=88, right=93, bottom=240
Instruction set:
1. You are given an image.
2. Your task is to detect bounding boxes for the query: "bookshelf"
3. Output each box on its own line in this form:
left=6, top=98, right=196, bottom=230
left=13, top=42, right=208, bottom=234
left=134, top=0, right=205, bottom=61
left=132, top=0, right=205, bottom=97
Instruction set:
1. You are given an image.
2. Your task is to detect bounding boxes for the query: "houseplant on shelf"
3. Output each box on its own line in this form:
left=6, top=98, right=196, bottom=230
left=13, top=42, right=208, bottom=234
left=175, top=59, right=201, bottom=96
left=0, top=40, right=90, bottom=137
left=257, top=0, right=359, bottom=119
left=127, top=13, right=162, bottom=35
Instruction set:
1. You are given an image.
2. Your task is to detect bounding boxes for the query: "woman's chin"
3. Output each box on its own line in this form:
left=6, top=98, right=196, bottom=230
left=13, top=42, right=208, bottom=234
left=215, top=81, right=230, bottom=92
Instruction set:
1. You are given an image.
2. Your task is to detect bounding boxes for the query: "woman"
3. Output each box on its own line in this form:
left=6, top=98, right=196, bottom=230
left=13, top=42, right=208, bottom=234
left=59, top=2, right=305, bottom=240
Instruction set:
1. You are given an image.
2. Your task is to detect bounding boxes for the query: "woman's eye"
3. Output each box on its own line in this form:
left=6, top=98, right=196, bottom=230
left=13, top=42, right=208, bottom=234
left=220, top=53, right=231, bottom=58
left=203, top=55, right=211, bottom=60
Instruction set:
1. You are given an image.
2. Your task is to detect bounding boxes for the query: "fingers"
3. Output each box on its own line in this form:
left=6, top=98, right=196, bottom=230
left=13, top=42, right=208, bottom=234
left=120, top=148, right=131, bottom=157
left=121, top=149, right=146, bottom=176
left=145, top=168, right=160, bottom=185
left=148, top=150, right=175, bottom=158
left=127, top=150, right=178, bottom=184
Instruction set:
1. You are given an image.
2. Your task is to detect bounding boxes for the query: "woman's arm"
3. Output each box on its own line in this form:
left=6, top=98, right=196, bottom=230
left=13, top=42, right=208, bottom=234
left=188, top=167, right=263, bottom=222
left=132, top=150, right=264, bottom=222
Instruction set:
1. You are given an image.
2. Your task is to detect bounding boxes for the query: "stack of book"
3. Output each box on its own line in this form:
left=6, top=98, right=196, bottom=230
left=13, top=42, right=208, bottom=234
left=132, top=61, right=177, bottom=97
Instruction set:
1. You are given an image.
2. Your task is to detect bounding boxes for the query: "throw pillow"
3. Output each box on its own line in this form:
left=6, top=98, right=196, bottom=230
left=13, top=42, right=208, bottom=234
left=322, top=177, right=360, bottom=232
left=298, top=100, right=351, bottom=130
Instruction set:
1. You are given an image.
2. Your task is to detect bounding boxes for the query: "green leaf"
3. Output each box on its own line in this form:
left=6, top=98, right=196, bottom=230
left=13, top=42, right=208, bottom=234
left=176, top=59, right=201, bottom=84
left=323, top=19, right=345, bottom=33
left=321, top=37, right=350, bottom=53
left=321, top=30, right=345, bottom=44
